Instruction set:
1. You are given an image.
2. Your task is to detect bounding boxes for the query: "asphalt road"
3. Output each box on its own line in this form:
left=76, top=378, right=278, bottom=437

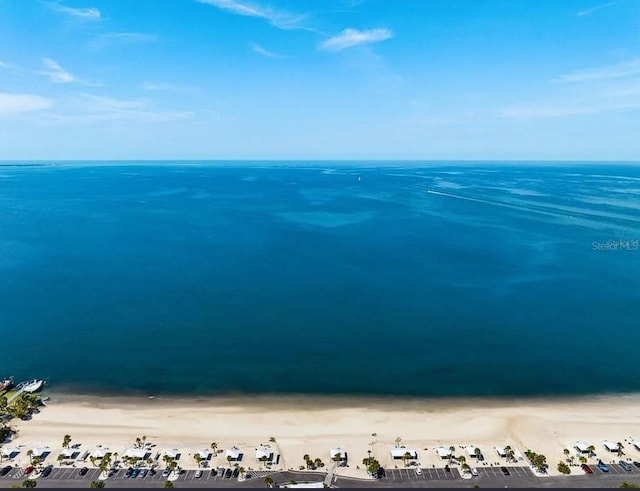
left=1, top=464, right=640, bottom=488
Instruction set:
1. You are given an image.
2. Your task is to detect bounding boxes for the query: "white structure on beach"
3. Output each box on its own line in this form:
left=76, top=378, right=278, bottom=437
left=1, top=447, right=18, bottom=458
left=604, top=441, right=620, bottom=453
left=59, top=448, right=76, bottom=459
left=163, top=449, right=180, bottom=460
left=330, top=447, right=347, bottom=462
left=90, top=448, right=109, bottom=459
left=575, top=442, right=591, bottom=454
left=465, top=445, right=482, bottom=458
left=436, top=446, right=452, bottom=459
left=494, top=446, right=507, bottom=458
left=634, top=442, right=640, bottom=452
left=390, top=446, right=418, bottom=460
left=197, top=449, right=211, bottom=460
left=31, top=448, right=50, bottom=458
left=256, top=445, right=274, bottom=463
left=124, top=447, right=149, bottom=460
left=226, top=447, right=242, bottom=462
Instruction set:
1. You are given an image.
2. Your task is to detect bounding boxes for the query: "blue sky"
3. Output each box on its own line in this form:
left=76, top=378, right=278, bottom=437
left=1, top=0, right=639, bottom=160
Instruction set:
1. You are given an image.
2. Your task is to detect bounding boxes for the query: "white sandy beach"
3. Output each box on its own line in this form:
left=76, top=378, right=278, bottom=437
left=5, top=393, right=640, bottom=479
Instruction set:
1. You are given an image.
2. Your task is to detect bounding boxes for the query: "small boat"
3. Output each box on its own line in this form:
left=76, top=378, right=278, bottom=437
left=0, top=377, right=14, bottom=392
left=22, top=379, right=45, bottom=393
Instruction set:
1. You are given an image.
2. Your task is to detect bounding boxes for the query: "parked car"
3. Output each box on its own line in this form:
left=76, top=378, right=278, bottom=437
left=619, top=461, right=632, bottom=471
left=633, top=461, right=640, bottom=469
left=125, top=467, right=134, bottom=478
left=149, top=468, right=157, bottom=476
left=79, top=467, right=89, bottom=476
left=41, top=465, right=53, bottom=478
left=500, top=467, right=511, bottom=476
left=581, top=463, right=593, bottom=474
left=415, top=467, right=422, bottom=476
left=139, top=468, right=148, bottom=478
left=444, top=464, right=450, bottom=473
left=470, top=467, right=479, bottom=477
left=210, top=469, right=218, bottom=477
left=232, top=467, right=240, bottom=478
left=597, top=460, right=609, bottom=472
left=162, top=467, right=171, bottom=478
left=23, top=466, right=33, bottom=475
left=376, top=467, right=386, bottom=479
left=130, top=468, right=140, bottom=478
left=225, top=468, right=232, bottom=478
left=195, top=470, right=203, bottom=478
left=0, top=466, right=12, bottom=476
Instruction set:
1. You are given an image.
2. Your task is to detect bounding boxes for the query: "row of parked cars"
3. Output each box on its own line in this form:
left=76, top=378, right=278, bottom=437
left=580, top=460, right=640, bottom=474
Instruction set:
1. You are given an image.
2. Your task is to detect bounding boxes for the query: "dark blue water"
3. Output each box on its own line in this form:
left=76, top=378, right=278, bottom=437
left=1, top=162, right=639, bottom=397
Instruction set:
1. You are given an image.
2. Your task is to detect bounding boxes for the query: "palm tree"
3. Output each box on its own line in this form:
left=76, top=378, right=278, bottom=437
left=163, top=480, right=175, bottom=488
left=314, top=458, right=323, bottom=469
left=333, top=452, right=342, bottom=463
left=259, top=455, right=268, bottom=468
left=238, top=466, right=245, bottom=479
left=617, top=442, right=624, bottom=457
left=461, top=463, right=470, bottom=474
left=227, top=455, right=233, bottom=466
left=269, top=436, right=276, bottom=443
left=474, top=447, right=482, bottom=461
left=56, top=454, right=64, bottom=464
left=395, top=436, right=402, bottom=448
left=89, top=481, right=105, bottom=488
left=587, top=445, right=596, bottom=458
left=21, top=479, right=37, bottom=488
left=264, top=476, right=274, bottom=488
left=26, top=450, right=33, bottom=465
left=193, top=454, right=202, bottom=468
left=62, top=435, right=72, bottom=449
left=210, top=442, right=218, bottom=454
left=507, top=449, right=515, bottom=463
left=303, top=454, right=310, bottom=469
left=89, top=456, right=96, bottom=468
left=458, top=455, right=466, bottom=466
left=563, top=448, right=570, bottom=462
left=579, top=456, right=587, bottom=465
left=402, top=452, right=410, bottom=467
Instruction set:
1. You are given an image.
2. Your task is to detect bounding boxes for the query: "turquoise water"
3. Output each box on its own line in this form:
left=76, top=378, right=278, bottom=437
left=1, top=162, right=639, bottom=397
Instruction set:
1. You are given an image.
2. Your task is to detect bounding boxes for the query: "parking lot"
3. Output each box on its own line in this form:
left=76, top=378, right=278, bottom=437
left=381, top=467, right=460, bottom=481
left=475, top=466, right=534, bottom=479
left=590, top=463, right=640, bottom=476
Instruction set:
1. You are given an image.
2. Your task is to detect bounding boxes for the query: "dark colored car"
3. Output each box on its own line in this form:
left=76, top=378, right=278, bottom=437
left=232, top=467, right=240, bottom=478
left=633, top=461, right=640, bottom=469
left=444, top=465, right=450, bottom=472
left=210, top=469, right=218, bottom=477
left=130, top=468, right=140, bottom=478
left=581, top=463, right=593, bottom=474
left=23, top=466, right=33, bottom=475
left=500, top=467, right=510, bottom=476
left=41, top=465, right=53, bottom=478
left=225, top=468, right=232, bottom=478
left=0, top=466, right=12, bottom=476
left=149, top=468, right=157, bottom=476
left=619, top=461, right=632, bottom=471
left=376, top=467, right=386, bottom=478
left=125, top=467, right=134, bottom=478
left=79, top=467, right=89, bottom=476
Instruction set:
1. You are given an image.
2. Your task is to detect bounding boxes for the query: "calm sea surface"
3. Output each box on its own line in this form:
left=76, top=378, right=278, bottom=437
left=1, top=162, right=639, bottom=397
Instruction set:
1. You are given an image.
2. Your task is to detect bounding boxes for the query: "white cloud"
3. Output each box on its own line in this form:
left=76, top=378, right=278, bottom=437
left=251, top=43, right=284, bottom=58
left=0, top=93, right=53, bottom=115
left=576, top=0, right=623, bottom=16
left=0, top=60, right=11, bottom=69
left=501, top=99, right=640, bottom=118
left=141, top=82, right=194, bottom=92
left=41, top=58, right=75, bottom=83
left=557, top=59, right=640, bottom=82
left=52, top=4, right=101, bottom=20
left=196, top=0, right=307, bottom=30
left=319, top=28, right=393, bottom=51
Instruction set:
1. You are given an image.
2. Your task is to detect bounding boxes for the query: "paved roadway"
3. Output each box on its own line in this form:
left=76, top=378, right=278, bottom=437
left=1, top=464, right=640, bottom=488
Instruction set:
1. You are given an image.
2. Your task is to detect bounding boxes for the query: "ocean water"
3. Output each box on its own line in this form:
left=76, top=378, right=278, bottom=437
left=1, top=162, right=639, bottom=398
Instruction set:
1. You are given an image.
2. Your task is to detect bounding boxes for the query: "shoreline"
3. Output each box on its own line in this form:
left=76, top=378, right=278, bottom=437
left=6, top=390, right=640, bottom=479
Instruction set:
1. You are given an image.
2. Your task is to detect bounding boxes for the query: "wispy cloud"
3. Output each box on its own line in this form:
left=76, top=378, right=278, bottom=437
left=41, top=58, right=75, bottom=83
left=42, top=94, right=193, bottom=124
left=0, top=93, right=54, bottom=115
left=50, top=4, right=101, bottom=20
left=96, top=32, right=157, bottom=43
left=319, top=28, right=393, bottom=51
left=0, top=60, right=11, bottom=69
left=251, top=42, right=285, bottom=58
left=576, top=0, right=624, bottom=16
left=141, top=82, right=195, bottom=92
left=196, top=0, right=307, bottom=30
left=557, top=59, right=640, bottom=82
left=501, top=99, right=640, bottom=118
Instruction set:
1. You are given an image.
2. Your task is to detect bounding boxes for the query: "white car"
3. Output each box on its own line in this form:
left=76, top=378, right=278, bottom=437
left=195, top=470, right=203, bottom=478
left=470, top=467, right=479, bottom=477
left=415, top=467, right=422, bottom=476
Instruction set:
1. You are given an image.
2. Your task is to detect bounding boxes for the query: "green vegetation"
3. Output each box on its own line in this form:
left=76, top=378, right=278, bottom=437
left=163, top=480, right=175, bottom=488
left=362, top=455, right=381, bottom=477
left=524, top=450, right=548, bottom=473
left=22, top=480, right=37, bottom=489
left=619, top=483, right=640, bottom=489
left=557, top=462, right=571, bottom=475
left=62, top=434, right=72, bottom=449
left=264, top=476, right=274, bottom=487
left=89, top=481, right=105, bottom=488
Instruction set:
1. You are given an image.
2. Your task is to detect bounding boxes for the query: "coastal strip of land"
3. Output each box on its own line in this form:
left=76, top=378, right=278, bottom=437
left=4, top=392, right=640, bottom=481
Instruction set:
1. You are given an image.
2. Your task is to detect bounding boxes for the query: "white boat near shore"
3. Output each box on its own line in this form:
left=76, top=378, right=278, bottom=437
left=22, top=379, right=45, bottom=393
